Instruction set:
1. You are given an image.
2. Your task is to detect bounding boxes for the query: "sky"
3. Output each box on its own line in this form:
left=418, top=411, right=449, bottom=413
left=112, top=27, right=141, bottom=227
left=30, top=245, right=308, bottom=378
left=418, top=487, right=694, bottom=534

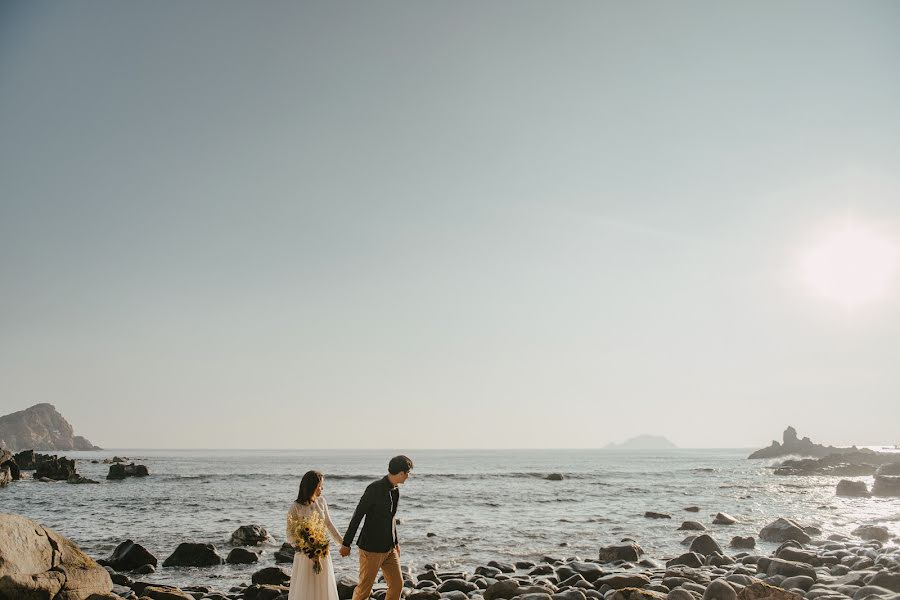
left=1, top=1, right=899, bottom=450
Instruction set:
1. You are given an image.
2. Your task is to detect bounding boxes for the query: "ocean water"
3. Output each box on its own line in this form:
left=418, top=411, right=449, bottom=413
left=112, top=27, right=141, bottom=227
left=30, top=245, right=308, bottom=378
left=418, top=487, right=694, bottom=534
left=3, top=449, right=899, bottom=592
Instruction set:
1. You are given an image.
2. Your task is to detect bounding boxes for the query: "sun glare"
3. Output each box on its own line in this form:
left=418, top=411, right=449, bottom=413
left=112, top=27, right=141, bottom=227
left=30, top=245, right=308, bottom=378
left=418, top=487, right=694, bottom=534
left=798, top=221, right=899, bottom=308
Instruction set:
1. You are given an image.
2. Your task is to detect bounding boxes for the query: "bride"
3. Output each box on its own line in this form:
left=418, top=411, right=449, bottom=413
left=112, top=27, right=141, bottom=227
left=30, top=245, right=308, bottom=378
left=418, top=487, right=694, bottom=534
left=287, top=470, right=345, bottom=600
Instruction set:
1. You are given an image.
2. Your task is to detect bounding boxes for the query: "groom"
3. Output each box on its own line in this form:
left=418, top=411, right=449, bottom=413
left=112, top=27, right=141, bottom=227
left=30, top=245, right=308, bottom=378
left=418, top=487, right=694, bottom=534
left=340, top=455, right=414, bottom=600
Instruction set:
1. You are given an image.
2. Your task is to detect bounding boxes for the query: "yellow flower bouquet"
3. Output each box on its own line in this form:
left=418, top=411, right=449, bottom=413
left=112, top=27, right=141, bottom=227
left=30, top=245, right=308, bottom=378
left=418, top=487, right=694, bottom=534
left=288, top=511, right=330, bottom=574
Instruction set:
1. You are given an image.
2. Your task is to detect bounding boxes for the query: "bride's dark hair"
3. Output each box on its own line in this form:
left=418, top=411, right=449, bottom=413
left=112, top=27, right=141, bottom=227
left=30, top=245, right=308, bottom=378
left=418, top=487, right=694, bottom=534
left=296, top=470, right=324, bottom=505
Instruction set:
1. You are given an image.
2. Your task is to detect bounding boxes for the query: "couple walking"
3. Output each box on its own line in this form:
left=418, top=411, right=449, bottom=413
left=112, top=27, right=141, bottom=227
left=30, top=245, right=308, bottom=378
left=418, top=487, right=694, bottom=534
left=286, top=455, right=414, bottom=600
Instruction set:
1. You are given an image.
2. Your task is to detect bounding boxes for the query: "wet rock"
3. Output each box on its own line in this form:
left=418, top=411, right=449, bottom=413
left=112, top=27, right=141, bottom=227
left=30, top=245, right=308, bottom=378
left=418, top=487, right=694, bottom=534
left=440, top=579, right=479, bottom=594
left=488, top=560, right=516, bottom=573
left=243, top=583, right=290, bottom=600
left=759, top=519, right=812, bottom=544
left=703, top=579, right=737, bottom=600
left=162, top=543, right=224, bottom=567
left=484, top=580, right=551, bottom=600
left=730, top=537, right=755, bottom=549
left=560, top=562, right=605, bottom=583
left=338, top=576, right=359, bottom=600
left=105, top=539, right=158, bottom=571
left=226, top=547, right=259, bottom=564
left=595, top=574, right=652, bottom=590
left=680, top=522, right=707, bottom=531
left=607, top=588, right=667, bottom=600
left=251, top=566, right=291, bottom=586
left=667, top=553, right=704, bottom=568
left=230, top=525, right=272, bottom=546
left=408, top=591, right=441, bottom=600
left=872, top=463, right=900, bottom=497
left=836, top=480, right=870, bottom=497
left=133, top=563, right=155, bottom=574
left=684, top=507, right=701, bottom=513
left=779, top=576, right=815, bottom=592
left=851, top=526, right=890, bottom=542
left=765, top=558, right=817, bottom=580
left=667, top=590, right=697, bottom=600
left=598, top=542, right=643, bottom=563
left=737, top=582, right=805, bottom=600
left=776, top=548, right=818, bottom=566
left=142, top=585, right=194, bottom=600
left=107, top=463, right=149, bottom=480
left=689, top=535, right=723, bottom=556
left=713, top=513, right=738, bottom=525
left=546, top=474, right=565, bottom=481
left=275, top=542, right=296, bottom=563
left=646, top=512, right=672, bottom=519
left=35, top=455, right=77, bottom=480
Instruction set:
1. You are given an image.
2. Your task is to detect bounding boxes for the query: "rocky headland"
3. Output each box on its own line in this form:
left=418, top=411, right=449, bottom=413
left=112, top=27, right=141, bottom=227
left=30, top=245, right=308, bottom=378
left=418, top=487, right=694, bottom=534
left=0, top=403, right=101, bottom=451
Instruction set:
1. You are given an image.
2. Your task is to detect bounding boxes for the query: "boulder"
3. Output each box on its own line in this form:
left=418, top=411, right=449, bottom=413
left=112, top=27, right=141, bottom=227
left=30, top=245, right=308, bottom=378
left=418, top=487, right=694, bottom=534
left=230, top=525, right=272, bottom=546
left=546, top=474, right=564, bottom=481
left=646, top=512, right=672, bottom=520
left=836, top=480, right=870, bottom=497
left=595, top=574, right=651, bottom=590
left=679, top=522, right=706, bottom=531
left=0, top=512, right=113, bottom=600
left=104, top=540, right=158, bottom=571
left=0, top=466, right=10, bottom=487
left=689, top=535, right=723, bottom=556
left=106, top=463, right=149, bottom=480
left=485, top=580, right=551, bottom=600
left=226, top=548, right=259, bottom=564
left=35, top=456, right=77, bottom=481
left=487, top=560, right=516, bottom=573
left=338, top=576, right=359, bottom=600
left=607, top=588, right=667, bottom=600
left=598, top=542, right=643, bottom=563
left=0, top=449, right=19, bottom=481
left=703, top=579, right=737, bottom=600
left=765, top=558, right=817, bottom=580
left=684, top=507, right=700, bottom=512
left=851, top=525, right=890, bottom=542
left=713, top=513, right=737, bottom=525
left=730, top=536, right=755, bottom=549
left=161, top=543, right=224, bottom=567
left=274, top=542, right=296, bottom=563
left=872, top=464, right=900, bottom=496
left=141, top=585, right=195, bottom=600
left=251, top=566, right=291, bottom=586
left=759, top=519, right=811, bottom=544
left=666, top=553, right=704, bottom=568
left=737, top=582, right=804, bottom=600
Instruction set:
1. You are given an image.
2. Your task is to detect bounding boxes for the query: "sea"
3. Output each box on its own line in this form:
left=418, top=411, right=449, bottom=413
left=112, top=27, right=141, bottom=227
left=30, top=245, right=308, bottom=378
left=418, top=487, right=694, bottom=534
left=3, top=448, right=899, bottom=593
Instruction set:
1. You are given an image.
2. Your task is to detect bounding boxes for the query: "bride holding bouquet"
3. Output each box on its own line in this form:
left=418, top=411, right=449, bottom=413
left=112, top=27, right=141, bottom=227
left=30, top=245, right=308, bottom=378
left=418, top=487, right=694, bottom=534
left=286, top=470, right=345, bottom=600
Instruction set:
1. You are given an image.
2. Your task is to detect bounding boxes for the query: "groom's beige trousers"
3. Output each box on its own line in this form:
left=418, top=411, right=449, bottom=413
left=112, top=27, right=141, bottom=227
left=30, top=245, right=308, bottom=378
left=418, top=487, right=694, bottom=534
left=353, top=548, right=402, bottom=600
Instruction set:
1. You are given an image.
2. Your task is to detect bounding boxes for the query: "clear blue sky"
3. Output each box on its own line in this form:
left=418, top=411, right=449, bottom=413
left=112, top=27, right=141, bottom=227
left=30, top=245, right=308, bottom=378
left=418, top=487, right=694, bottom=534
left=1, top=1, right=899, bottom=448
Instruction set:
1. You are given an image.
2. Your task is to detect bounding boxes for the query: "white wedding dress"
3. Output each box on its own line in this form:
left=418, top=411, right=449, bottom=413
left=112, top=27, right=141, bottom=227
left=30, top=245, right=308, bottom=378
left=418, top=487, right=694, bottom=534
left=286, top=496, right=344, bottom=600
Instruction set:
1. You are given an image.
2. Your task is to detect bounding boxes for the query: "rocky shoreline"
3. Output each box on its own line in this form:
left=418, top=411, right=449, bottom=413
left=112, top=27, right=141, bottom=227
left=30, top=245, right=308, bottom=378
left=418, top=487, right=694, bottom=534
left=2, top=511, right=899, bottom=600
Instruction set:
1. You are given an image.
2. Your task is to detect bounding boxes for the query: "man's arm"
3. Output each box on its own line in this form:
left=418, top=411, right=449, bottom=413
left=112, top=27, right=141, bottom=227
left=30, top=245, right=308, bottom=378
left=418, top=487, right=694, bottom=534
left=341, top=485, right=374, bottom=550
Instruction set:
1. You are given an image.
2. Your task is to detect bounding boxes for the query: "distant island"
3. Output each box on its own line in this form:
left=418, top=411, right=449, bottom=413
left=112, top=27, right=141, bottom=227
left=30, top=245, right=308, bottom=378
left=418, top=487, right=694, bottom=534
left=0, top=403, right=101, bottom=451
left=605, top=434, right=677, bottom=450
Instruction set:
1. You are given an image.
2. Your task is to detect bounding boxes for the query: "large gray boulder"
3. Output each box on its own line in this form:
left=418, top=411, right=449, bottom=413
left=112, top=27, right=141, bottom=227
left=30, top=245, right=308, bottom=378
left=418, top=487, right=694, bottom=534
left=759, top=518, right=811, bottom=544
left=230, top=525, right=272, bottom=546
left=598, top=542, right=643, bottom=563
left=836, top=480, right=870, bottom=497
left=103, top=539, right=157, bottom=571
left=0, top=512, right=113, bottom=600
left=162, top=543, right=224, bottom=567
left=872, top=463, right=900, bottom=496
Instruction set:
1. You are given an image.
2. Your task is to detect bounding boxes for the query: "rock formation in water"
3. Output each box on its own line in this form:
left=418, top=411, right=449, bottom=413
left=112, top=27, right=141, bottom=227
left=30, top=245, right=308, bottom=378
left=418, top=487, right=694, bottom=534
left=0, top=403, right=100, bottom=451
left=748, top=426, right=862, bottom=459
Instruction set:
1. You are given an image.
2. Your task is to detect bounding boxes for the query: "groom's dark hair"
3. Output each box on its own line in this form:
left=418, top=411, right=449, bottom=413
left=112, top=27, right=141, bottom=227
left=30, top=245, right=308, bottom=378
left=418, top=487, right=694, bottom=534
left=388, top=455, right=413, bottom=475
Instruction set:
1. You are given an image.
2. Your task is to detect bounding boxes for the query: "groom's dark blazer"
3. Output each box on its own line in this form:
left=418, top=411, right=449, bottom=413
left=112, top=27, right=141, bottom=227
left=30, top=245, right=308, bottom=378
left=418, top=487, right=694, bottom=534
left=342, top=475, right=399, bottom=553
